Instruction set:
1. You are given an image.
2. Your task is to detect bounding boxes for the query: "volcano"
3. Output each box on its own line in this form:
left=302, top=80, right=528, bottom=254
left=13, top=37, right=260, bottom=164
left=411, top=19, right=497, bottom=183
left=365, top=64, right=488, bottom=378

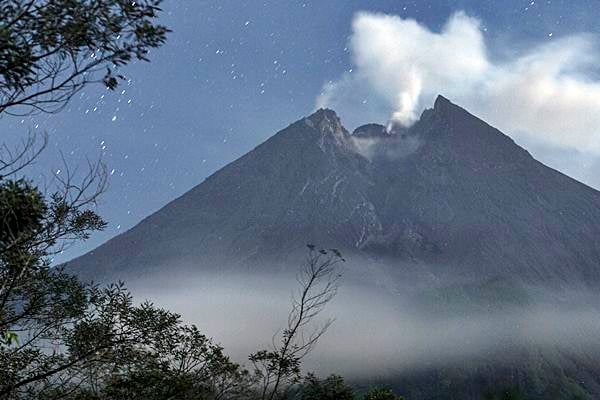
left=70, top=95, right=600, bottom=289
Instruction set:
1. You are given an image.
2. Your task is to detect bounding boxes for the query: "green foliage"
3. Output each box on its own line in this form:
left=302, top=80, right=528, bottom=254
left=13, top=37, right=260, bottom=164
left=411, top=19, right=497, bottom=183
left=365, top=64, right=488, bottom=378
left=0, top=174, right=242, bottom=399
left=0, top=174, right=103, bottom=398
left=81, top=322, right=256, bottom=400
left=0, top=0, right=170, bottom=115
left=299, top=373, right=353, bottom=400
left=0, top=177, right=253, bottom=398
left=362, top=388, right=405, bottom=400
left=0, top=179, right=45, bottom=243
left=1, top=331, right=17, bottom=346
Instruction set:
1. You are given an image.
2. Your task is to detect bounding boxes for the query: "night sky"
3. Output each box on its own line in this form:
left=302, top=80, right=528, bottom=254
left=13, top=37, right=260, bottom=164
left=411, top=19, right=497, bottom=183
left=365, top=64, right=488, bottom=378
left=2, top=0, right=600, bottom=262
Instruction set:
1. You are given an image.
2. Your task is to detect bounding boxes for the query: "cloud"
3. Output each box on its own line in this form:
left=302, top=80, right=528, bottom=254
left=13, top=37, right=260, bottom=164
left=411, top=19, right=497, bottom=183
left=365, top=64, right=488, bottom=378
left=130, top=272, right=600, bottom=379
left=317, top=11, right=600, bottom=155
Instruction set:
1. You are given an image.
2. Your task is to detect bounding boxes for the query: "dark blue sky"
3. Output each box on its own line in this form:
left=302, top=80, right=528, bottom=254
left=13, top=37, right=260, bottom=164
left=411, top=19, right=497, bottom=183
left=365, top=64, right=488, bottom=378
left=2, top=0, right=599, bottom=262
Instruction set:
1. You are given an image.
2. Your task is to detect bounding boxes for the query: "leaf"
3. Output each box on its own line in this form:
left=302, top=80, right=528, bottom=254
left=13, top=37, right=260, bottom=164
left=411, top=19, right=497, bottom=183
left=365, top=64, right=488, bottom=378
left=3, top=331, right=19, bottom=346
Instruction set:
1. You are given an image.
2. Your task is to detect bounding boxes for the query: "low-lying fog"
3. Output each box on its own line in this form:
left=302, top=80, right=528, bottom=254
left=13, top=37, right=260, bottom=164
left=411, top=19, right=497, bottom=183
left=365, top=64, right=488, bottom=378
left=130, top=271, right=600, bottom=379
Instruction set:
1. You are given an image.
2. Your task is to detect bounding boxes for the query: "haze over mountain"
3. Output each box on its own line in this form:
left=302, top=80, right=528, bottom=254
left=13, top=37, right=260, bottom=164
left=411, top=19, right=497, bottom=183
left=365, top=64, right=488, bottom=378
left=67, top=96, right=600, bottom=399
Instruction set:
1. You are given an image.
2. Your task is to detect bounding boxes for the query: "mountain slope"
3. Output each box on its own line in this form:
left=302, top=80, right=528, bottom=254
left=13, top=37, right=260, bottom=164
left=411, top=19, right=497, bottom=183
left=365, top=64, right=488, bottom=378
left=70, top=95, right=600, bottom=289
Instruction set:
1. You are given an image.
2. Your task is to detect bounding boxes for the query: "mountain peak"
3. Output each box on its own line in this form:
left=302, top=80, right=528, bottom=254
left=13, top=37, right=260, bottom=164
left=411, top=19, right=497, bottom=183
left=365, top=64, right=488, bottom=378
left=304, top=108, right=348, bottom=143
left=307, top=108, right=340, bottom=126
left=430, top=95, right=487, bottom=123
left=433, top=94, right=452, bottom=110
left=417, top=95, right=457, bottom=124
left=430, top=94, right=465, bottom=119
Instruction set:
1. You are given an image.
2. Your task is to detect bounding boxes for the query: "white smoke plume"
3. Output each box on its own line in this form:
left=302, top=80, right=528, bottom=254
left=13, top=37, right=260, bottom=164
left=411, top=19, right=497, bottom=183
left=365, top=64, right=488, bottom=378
left=317, top=11, right=600, bottom=155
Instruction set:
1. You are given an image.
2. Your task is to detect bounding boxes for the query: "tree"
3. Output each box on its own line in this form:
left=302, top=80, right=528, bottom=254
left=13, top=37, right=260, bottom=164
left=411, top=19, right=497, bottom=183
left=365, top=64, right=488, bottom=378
left=1, top=282, right=180, bottom=399
left=0, top=0, right=169, bottom=116
left=362, top=388, right=405, bottom=400
left=0, top=162, right=253, bottom=399
left=0, top=136, right=107, bottom=346
left=0, top=145, right=123, bottom=398
left=64, top=320, right=256, bottom=400
left=0, top=140, right=254, bottom=399
left=100, top=323, right=255, bottom=400
left=299, top=373, right=353, bottom=400
left=250, top=245, right=344, bottom=400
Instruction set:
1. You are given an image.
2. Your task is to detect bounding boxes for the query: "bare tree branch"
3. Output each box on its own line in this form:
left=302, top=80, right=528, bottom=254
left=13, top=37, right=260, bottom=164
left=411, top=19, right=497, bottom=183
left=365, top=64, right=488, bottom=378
left=250, top=245, right=344, bottom=400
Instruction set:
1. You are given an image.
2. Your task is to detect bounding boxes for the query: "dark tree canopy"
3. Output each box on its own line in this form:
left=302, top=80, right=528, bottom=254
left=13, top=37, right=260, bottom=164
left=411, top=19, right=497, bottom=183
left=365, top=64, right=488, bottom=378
left=0, top=0, right=169, bottom=116
left=0, top=173, right=254, bottom=400
left=299, top=374, right=354, bottom=400
left=362, top=388, right=405, bottom=400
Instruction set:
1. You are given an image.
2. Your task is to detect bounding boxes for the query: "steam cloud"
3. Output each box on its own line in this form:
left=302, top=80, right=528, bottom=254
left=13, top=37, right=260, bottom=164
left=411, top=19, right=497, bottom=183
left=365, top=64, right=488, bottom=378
left=350, top=135, right=421, bottom=161
left=317, top=11, right=600, bottom=155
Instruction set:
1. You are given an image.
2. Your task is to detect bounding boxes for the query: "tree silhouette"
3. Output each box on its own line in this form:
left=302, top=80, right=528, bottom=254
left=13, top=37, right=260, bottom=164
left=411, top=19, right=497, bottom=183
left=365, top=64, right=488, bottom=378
left=0, top=0, right=169, bottom=116
left=250, top=246, right=344, bottom=400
